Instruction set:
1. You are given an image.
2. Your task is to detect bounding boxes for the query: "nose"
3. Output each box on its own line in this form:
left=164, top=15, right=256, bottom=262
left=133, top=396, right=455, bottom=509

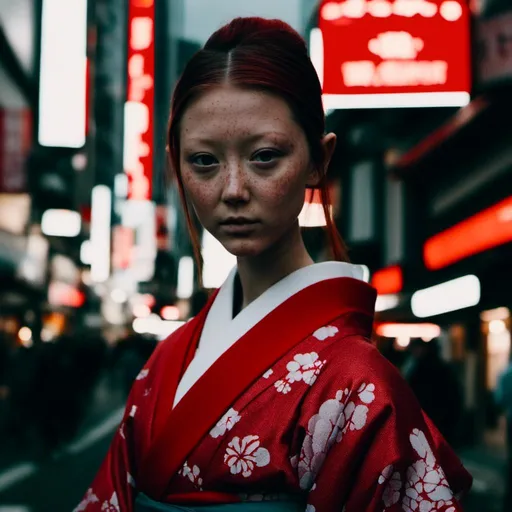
left=220, top=160, right=250, bottom=205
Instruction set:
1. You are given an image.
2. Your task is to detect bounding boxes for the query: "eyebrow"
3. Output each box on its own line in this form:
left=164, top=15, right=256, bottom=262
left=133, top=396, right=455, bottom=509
left=184, top=131, right=290, bottom=147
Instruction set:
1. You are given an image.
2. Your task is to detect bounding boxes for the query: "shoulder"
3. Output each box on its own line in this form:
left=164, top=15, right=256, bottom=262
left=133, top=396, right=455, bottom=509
left=312, top=330, right=417, bottom=409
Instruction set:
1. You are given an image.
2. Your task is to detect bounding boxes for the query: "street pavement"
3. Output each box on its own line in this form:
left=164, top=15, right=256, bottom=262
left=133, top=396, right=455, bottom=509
left=0, top=376, right=507, bottom=511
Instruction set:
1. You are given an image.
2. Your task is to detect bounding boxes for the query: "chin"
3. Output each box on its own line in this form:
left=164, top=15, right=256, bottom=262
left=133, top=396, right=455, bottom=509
left=220, top=237, right=270, bottom=258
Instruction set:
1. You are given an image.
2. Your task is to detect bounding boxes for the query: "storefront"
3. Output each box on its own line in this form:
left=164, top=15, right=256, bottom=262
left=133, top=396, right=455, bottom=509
left=359, top=3, right=512, bottom=445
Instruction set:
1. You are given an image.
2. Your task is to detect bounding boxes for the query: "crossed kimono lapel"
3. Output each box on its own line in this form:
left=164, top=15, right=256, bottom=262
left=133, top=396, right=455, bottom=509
left=138, top=277, right=376, bottom=500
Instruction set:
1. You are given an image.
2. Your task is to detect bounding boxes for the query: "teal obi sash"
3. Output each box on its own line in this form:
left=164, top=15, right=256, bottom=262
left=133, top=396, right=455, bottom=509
left=135, top=493, right=305, bottom=512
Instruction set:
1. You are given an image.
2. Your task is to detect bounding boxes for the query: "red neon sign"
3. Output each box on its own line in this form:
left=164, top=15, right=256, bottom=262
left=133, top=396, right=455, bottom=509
left=424, top=196, right=512, bottom=270
left=371, top=265, right=403, bottom=295
left=318, top=0, right=471, bottom=108
left=124, top=0, right=155, bottom=200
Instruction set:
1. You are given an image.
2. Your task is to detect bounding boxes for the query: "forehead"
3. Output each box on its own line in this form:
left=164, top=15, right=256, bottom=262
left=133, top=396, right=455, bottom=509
left=180, top=86, right=301, bottom=142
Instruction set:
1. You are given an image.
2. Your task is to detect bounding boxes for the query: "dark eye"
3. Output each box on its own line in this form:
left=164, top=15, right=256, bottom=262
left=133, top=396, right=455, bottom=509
left=251, top=149, right=282, bottom=165
left=190, top=153, right=218, bottom=167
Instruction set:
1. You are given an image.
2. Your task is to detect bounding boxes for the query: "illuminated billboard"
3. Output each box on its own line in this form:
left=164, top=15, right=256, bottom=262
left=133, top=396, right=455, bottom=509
left=314, top=0, right=471, bottom=109
left=38, top=0, right=88, bottom=147
left=123, top=0, right=155, bottom=200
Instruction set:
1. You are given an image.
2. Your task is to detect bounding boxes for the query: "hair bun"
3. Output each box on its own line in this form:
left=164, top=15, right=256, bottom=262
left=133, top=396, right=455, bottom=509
left=204, top=17, right=306, bottom=54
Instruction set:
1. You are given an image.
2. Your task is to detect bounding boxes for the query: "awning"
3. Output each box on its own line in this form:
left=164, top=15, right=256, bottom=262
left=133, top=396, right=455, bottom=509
left=390, top=96, right=494, bottom=178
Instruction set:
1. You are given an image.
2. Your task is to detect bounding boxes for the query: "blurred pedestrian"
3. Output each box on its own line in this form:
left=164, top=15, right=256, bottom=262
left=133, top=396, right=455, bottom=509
left=0, top=332, right=12, bottom=435
left=404, top=338, right=463, bottom=445
left=31, top=334, right=107, bottom=456
left=4, top=344, right=39, bottom=452
left=111, top=334, right=157, bottom=396
left=496, top=360, right=512, bottom=511
left=190, top=288, right=209, bottom=317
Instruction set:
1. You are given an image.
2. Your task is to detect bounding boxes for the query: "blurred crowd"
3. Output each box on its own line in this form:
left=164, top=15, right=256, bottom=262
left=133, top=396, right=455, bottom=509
left=0, top=331, right=157, bottom=460
left=0, top=330, right=479, bottom=457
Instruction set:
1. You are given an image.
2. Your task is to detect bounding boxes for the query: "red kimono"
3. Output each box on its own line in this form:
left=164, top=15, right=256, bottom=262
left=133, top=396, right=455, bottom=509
left=76, top=263, right=471, bottom=511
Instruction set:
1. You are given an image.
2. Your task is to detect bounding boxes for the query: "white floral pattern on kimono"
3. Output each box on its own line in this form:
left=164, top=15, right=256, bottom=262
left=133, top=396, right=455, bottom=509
left=136, top=368, right=149, bottom=380
left=378, top=429, right=457, bottom=511
left=101, top=492, right=120, bottom=512
left=224, top=435, right=270, bottom=477
left=179, top=461, right=203, bottom=490
left=73, top=488, right=99, bottom=511
left=312, top=325, right=339, bottom=341
left=275, top=352, right=325, bottom=394
left=210, top=408, right=242, bottom=438
left=295, top=382, right=376, bottom=490
left=403, top=429, right=456, bottom=511
left=127, top=473, right=136, bottom=487
left=379, top=465, right=402, bottom=508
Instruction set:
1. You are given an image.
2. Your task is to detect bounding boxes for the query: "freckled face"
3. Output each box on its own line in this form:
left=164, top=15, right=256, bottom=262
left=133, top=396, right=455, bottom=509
left=179, top=86, right=316, bottom=257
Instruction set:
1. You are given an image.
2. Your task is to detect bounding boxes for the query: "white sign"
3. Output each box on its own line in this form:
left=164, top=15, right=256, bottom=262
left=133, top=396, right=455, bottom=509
left=411, top=274, right=481, bottom=318
left=38, top=0, right=87, bottom=147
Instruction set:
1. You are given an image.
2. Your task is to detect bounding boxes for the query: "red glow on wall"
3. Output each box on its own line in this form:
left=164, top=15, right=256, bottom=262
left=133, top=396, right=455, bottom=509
left=371, top=265, right=403, bottom=294
left=424, top=196, right=512, bottom=270
left=318, top=0, right=471, bottom=107
left=124, top=0, right=155, bottom=200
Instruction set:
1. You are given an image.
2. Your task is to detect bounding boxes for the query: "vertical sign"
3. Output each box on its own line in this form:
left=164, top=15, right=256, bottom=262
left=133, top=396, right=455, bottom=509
left=123, top=0, right=155, bottom=200
left=38, top=0, right=88, bottom=147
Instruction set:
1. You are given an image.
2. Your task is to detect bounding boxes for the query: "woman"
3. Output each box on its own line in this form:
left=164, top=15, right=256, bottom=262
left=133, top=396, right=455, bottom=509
left=77, top=17, right=471, bottom=512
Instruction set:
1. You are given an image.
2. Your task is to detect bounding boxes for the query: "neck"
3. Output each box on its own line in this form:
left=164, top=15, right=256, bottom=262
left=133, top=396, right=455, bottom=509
left=236, top=224, right=314, bottom=310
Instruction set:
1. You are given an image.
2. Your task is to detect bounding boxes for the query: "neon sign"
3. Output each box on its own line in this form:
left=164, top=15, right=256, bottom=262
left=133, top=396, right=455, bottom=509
left=424, top=196, right=512, bottom=270
left=321, top=0, right=463, bottom=21
left=371, top=265, right=403, bottom=295
left=123, top=0, right=155, bottom=200
left=316, top=0, right=471, bottom=109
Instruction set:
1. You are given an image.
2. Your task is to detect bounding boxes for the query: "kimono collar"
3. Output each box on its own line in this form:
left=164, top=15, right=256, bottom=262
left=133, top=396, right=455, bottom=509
left=139, top=270, right=376, bottom=500
left=173, top=262, right=367, bottom=407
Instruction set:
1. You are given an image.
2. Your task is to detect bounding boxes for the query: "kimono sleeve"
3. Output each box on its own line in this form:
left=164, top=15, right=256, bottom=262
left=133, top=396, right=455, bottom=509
left=72, top=343, right=160, bottom=512
left=297, top=340, right=472, bottom=512
left=73, top=389, right=139, bottom=512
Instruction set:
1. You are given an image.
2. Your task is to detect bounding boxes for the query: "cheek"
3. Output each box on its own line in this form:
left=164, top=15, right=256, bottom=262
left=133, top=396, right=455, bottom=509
left=261, top=162, right=308, bottom=212
left=181, top=173, right=216, bottom=217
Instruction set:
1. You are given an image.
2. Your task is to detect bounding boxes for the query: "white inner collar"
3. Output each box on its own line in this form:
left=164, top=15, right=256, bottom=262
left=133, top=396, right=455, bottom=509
left=173, top=261, right=366, bottom=408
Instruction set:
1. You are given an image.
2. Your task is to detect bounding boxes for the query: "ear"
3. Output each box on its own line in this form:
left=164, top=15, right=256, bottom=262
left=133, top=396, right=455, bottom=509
left=306, top=132, right=337, bottom=187
left=321, top=132, right=337, bottom=172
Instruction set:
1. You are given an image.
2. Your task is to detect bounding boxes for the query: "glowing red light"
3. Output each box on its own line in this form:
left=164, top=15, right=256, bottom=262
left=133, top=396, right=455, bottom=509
left=371, top=265, right=403, bottom=295
left=318, top=0, right=471, bottom=106
left=124, top=0, right=155, bottom=200
left=424, top=197, right=512, bottom=270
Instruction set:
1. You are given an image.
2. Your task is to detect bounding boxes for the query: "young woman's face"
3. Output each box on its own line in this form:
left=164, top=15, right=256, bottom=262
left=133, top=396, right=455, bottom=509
left=179, top=85, right=319, bottom=258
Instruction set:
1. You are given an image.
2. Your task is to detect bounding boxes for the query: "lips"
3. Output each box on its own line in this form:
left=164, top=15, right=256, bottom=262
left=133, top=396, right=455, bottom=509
left=219, top=218, right=260, bottom=234
left=219, top=217, right=258, bottom=225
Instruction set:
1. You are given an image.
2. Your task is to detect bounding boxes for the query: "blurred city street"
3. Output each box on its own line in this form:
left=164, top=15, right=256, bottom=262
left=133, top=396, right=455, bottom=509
left=0, top=375, right=507, bottom=511
left=1, top=0, right=512, bottom=510
left=0, top=374, right=124, bottom=511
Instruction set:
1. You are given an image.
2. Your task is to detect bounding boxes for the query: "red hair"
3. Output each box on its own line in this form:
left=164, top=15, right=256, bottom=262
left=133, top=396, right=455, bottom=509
left=167, top=17, right=348, bottom=273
